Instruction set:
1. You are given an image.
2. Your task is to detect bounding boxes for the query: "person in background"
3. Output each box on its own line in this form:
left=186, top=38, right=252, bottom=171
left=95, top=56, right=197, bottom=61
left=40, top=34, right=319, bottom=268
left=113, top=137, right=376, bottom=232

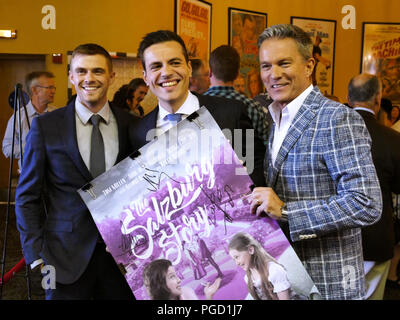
left=233, top=74, right=246, bottom=96
left=348, top=73, right=400, bottom=299
left=189, top=58, right=210, bottom=95
left=246, top=68, right=264, bottom=98
left=389, top=105, right=400, bottom=127
left=2, top=71, right=56, bottom=170
left=127, top=78, right=148, bottom=117
left=204, top=45, right=270, bottom=146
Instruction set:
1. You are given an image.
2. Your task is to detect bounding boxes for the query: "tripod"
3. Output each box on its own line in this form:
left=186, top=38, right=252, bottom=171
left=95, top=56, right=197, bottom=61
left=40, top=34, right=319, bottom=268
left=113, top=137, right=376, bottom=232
left=0, top=84, right=32, bottom=299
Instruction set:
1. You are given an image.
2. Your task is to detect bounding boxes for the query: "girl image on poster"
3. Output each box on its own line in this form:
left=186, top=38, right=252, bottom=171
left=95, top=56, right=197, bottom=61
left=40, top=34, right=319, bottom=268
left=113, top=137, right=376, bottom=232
left=142, top=259, right=221, bottom=300
left=228, top=232, right=292, bottom=300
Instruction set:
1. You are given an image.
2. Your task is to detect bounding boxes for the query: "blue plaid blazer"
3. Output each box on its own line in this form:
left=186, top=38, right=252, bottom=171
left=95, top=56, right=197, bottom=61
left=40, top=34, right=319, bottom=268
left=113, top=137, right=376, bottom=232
left=265, top=87, right=382, bottom=300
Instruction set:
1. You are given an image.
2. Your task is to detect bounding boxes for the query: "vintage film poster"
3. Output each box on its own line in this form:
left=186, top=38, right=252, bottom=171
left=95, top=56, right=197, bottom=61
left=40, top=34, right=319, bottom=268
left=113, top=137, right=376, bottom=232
left=361, top=22, right=400, bottom=104
left=228, top=8, right=267, bottom=98
left=175, top=0, right=212, bottom=62
left=291, top=17, right=336, bottom=95
left=78, top=108, right=320, bottom=300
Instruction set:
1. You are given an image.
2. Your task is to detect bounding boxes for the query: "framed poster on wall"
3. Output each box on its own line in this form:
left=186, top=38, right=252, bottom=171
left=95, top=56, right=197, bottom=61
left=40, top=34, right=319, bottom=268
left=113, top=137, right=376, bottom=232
left=175, top=0, right=212, bottom=62
left=361, top=22, right=400, bottom=104
left=291, top=16, right=336, bottom=95
left=228, top=8, right=267, bottom=98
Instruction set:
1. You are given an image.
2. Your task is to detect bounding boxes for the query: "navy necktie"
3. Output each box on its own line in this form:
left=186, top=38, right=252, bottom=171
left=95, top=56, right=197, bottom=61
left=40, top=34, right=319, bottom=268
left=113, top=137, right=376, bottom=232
left=89, top=114, right=105, bottom=178
left=165, top=113, right=182, bottom=123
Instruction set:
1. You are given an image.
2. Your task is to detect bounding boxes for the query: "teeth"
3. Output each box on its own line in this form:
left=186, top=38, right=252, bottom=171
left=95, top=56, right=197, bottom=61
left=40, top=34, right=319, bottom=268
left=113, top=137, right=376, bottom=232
left=161, top=81, right=177, bottom=87
left=83, top=86, right=98, bottom=91
left=272, top=84, right=285, bottom=88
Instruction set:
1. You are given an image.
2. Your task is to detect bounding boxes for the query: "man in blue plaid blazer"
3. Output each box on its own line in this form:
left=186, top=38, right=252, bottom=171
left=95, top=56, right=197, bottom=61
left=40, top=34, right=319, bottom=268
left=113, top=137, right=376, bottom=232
left=250, top=24, right=382, bottom=299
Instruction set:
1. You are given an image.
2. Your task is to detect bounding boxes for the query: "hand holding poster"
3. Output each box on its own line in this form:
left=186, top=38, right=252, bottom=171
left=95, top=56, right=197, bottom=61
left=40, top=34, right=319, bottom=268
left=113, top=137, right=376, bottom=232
left=78, top=108, right=320, bottom=300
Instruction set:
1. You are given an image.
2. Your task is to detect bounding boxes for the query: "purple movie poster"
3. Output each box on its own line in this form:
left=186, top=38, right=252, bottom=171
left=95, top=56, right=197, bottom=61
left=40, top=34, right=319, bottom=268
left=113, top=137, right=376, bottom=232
left=78, top=107, right=320, bottom=300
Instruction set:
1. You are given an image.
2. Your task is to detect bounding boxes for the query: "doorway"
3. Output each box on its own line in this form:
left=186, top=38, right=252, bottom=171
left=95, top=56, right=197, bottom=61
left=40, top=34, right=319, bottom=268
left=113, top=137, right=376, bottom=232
left=0, top=54, right=45, bottom=190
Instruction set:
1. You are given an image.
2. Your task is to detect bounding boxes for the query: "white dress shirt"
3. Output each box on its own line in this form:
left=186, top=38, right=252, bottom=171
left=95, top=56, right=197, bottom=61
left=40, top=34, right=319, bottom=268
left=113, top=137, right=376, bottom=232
left=352, top=106, right=375, bottom=115
left=268, top=85, right=313, bottom=165
left=75, top=98, right=119, bottom=172
left=155, top=91, right=200, bottom=137
left=2, top=101, right=48, bottom=169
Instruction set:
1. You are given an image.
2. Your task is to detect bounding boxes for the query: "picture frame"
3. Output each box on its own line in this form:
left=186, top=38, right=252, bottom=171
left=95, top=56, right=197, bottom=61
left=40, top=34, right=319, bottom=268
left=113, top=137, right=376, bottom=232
left=228, top=7, right=267, bottom=98
left=361, top=22, right=400, bottom=104
left=175, top=0, right=212, bottom=62
left=291, top=16, right=336, bottom=95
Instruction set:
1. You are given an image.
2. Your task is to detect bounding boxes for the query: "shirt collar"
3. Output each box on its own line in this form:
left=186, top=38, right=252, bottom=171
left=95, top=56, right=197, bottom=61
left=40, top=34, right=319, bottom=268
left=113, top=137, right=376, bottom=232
left=158, top=91, right=200, bottom=120
left=207, top=86, right=234, bottom=92
left=268, top=84, right=313, bottom=125
left=75, top=97, right=111, bottom=125
left=27, top=100, right=48, bottom=116
left=352, top=106, right=375, bottom=115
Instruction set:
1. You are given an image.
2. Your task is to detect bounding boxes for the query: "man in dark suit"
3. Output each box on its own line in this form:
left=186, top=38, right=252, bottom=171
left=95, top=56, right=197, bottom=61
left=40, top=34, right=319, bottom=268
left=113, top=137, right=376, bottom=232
left=130, top=30, right=266, bottom=186
left=15, top=44, right=135, bottom=299
left=348, top=73, right=400, bottom=299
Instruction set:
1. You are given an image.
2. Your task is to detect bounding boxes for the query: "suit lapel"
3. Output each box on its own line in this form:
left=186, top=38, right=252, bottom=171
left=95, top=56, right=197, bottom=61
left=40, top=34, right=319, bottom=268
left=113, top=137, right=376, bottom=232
left=144, top=106, right=159, bottom=141
left=110, top=104, right=127, bottom=164
left=269, top=87, right=321, bottom=186
left=60, top=102, right=92, bottom=181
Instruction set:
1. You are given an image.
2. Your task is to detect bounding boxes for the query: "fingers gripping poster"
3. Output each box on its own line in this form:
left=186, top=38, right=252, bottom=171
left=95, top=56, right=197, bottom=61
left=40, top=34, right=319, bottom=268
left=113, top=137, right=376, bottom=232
left=78, top=107, right=320, bottom=300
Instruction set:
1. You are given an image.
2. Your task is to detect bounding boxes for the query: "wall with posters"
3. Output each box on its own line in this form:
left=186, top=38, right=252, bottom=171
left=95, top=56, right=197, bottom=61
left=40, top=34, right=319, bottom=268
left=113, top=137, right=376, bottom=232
left=0, top=0, right=400, bottom=107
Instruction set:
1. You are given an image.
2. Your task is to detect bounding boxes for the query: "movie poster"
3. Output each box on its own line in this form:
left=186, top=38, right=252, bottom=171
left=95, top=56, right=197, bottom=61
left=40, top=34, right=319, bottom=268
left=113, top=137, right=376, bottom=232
left=291, top=17, right=336, bottom=95
left=229, top=8, right=267, bottom=98
left=362, top=23, right=400, bottom=104
left=175, top=0, right=211, bottom=62
left=78, top=108, right=320, bottom=300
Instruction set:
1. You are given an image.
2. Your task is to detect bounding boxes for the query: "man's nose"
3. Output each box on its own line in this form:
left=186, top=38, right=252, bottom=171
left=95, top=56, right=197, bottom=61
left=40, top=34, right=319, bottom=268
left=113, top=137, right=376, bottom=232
left=270, top=66, right=282, bottom=79
left=84, top=71, right=96, bottom=82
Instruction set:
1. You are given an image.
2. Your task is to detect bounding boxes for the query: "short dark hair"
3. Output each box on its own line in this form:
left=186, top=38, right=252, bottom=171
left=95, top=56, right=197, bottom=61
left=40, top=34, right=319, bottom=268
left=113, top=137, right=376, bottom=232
left=348, top=74, right=381, bottom=104
left=209, top=45, right=240, bottom=82
left=25, top=71, right=55, bottom=96
left=71, top=43, right=113, bottom=72
left=128, top=78, right=147, bottom=92
left=190, top=58, right=205, bottom=76
left=138, top=30, right=189, bottom=70
left=112, top=84, right=130, bottom=111
left=258, top=24, right=313, bottom=61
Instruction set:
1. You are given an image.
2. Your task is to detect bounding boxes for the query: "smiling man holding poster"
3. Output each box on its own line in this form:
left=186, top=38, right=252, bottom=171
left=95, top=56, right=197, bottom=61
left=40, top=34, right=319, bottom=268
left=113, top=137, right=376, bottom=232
left=250, top=24, right=382, bottom=300
left=15, top=43, right=135, bottom=300
left=130, top=30, right=266, bottom=187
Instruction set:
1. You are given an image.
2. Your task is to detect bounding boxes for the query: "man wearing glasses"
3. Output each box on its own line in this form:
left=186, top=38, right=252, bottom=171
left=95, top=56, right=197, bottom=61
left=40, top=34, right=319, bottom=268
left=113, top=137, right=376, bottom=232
left=2, top=71, right=56, bottom=170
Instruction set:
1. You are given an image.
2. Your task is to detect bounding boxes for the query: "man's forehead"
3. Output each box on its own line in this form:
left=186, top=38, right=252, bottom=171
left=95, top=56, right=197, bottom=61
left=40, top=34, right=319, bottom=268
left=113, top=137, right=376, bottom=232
left=71, top=54, right=110, bottom=69
left=144, top=41, right=186, bottom=61
left=37, top=76, right=54, bottom=84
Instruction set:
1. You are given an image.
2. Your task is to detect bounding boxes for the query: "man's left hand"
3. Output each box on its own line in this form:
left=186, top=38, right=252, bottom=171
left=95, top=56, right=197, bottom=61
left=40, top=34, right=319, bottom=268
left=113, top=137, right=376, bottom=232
left=250, top=187, right=284, bottom=220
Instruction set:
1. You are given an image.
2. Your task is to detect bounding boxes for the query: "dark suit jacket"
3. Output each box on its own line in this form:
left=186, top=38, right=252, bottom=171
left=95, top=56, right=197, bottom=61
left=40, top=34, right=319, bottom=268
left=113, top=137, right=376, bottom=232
left=356, top=109, right=400, bottom=262
left=15, top=101, right=135, bottom=284
left=129, top=94, right=266, bottom=186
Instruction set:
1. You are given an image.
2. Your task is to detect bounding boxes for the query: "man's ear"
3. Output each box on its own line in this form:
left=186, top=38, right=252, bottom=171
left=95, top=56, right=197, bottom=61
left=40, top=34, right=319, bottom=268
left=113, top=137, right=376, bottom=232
left=306, top=57, right=316, bottom=78
left=346, top=95, right=353, bottom=107
left=109, top=71, right=116, bottom=85
left=143, top=69, right=149, bottom=86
